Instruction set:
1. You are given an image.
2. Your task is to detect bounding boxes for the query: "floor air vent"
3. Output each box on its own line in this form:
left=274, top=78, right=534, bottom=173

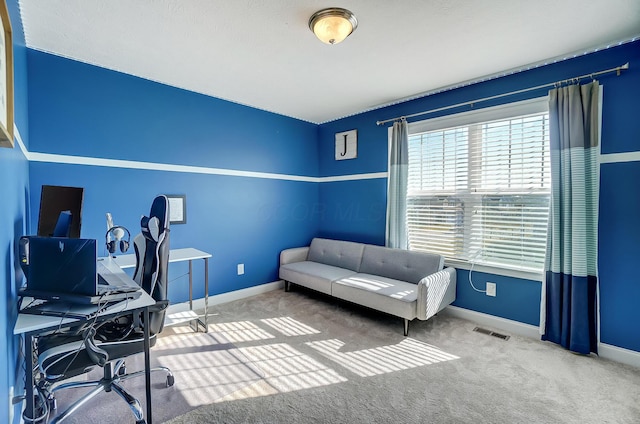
left=473, top=327, right=510, bottom=341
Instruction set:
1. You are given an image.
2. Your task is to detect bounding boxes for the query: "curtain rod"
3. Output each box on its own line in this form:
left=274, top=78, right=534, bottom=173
left=376, top=62, right=629, bottom=126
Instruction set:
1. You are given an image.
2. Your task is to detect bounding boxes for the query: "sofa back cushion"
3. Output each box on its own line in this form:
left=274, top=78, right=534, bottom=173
left=308, top=238, right=365, bottom=272
left=360, top=245, right=444, bottom=284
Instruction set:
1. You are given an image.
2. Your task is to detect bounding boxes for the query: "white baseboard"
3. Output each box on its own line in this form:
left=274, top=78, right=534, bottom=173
left=598, top=342, right=640, bottom=369
left=442, top=305, right=640, bottom=368
left=442, top=306, right=541, bottom=339
left=167, top=280, right=284, bottom=315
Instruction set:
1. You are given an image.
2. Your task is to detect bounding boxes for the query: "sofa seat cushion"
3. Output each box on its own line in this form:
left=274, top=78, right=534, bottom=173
left=279, top=261, right=357, bottom=295
left=332, top=273, right=418, bottom=320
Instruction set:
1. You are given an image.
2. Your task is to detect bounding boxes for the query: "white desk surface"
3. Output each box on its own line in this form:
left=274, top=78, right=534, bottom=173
left=14, top=257, right=155, bottom=335
left=112, top=247, right=212, bottom=269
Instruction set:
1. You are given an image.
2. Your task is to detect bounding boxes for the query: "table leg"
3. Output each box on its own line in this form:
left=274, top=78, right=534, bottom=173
left=188, top=260, right=200, bottom=333
left=23, top=333, right=36, bottom=422
left=188, top=258, right=209, bottom=333
left=204, top=257, right=209, bottom=332
left=144, top=306, right=152, bottom=424
left=188, top=260, right=193, bottom=311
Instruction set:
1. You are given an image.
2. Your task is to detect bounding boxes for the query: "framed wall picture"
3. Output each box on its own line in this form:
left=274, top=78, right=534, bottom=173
left=335, top=129, right=357, bottom=160
left=0, top=0, right=13, bottom=148
left=165, top=194, right=186, bottom=224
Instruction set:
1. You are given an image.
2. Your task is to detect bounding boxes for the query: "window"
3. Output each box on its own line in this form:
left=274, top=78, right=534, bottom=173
left=406, top=98, right=550, bottom=272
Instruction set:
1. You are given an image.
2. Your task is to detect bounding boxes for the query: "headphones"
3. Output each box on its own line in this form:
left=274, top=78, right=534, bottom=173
left=105, top=225, right=131, bottom=254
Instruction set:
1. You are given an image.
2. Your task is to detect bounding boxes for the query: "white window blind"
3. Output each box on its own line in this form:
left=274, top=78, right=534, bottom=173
left=406, top=98, right=550, bottom=272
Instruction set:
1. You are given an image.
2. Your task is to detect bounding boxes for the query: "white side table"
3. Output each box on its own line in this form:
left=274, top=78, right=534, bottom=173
left=114, top=248, right=212, bottom=332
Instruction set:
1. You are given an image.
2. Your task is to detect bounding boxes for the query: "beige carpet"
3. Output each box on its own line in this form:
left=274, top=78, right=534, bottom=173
left=48, top=287, right=640, bottom=423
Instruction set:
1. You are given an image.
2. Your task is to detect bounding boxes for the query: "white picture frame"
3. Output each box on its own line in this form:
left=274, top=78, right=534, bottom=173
left=166, top=194, right=186, bottom=225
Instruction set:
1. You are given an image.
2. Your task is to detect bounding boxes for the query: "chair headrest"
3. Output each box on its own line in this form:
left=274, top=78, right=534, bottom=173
left=140, top=195, right=170, bottom=242
left=140, top=216, right=160, bottom=242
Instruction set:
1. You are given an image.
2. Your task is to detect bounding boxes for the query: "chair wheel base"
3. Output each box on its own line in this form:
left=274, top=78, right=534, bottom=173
left=136, top=420, right=146, bottom=424
left=167, top=375, right=175, bottom=387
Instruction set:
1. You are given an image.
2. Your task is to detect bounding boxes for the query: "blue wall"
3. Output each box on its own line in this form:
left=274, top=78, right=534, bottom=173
left=27, top=52, right=319, bottom=177
left=317, top=178, right=387, bottom=245
left=318, top=41, right=640, bottom=352
left=1, top=1, right=29, bottom=423
left=26, top=50, right=320, bottom=304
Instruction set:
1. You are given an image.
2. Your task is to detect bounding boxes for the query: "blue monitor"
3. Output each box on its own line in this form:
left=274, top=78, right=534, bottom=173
left=52, top=210, right=72, bottom=237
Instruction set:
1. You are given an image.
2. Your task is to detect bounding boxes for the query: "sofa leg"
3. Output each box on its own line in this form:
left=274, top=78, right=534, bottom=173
left=404, top=319, right=409, bottom=336
left=284, top=281, right=290, bottom=292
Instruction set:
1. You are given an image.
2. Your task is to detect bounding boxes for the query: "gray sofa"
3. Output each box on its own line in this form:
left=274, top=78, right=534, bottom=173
left=279, top=238, right=456, bottom=335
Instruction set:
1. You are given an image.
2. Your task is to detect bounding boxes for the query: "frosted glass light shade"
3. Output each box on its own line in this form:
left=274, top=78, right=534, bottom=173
left=309, top=8, right=358, bottom=45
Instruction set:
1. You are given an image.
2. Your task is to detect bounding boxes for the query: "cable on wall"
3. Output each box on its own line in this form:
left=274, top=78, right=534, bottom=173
left=468, top=250, right=487, bottom=293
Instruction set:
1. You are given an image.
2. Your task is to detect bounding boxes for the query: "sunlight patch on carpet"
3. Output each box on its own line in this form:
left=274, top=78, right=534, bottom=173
left=306, top=338, right=459, bottom=377
left=157, top=349, right=262, bottom=406
left=155, top=328, right=229, bottom=350
left=260, top=316, right=321, bottom=337
left=234, top=343, right=347, bottom=393
left=157, top=341, right=347, bottom=407
left=206, top=320, right=276, bottom=343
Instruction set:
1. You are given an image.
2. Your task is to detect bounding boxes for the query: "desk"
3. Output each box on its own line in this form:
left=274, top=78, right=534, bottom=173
left=14, top=258, right=156, bottom=424
left=114, top=248, right=212, bottom=332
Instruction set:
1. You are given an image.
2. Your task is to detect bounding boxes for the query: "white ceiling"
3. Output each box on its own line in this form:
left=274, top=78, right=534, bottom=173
left=18, top=0, right=640, bottom=124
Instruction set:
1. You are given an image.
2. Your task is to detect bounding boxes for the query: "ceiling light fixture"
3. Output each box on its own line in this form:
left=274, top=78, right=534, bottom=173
left=309, top=7, right=358, bottom=45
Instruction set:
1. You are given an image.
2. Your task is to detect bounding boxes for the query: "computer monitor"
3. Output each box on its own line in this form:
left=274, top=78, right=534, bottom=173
left=37, top=185, right=84, bottom=238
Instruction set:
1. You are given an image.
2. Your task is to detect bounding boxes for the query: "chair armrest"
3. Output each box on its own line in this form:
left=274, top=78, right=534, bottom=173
left=416, top=267, right=457, bottom=320
left=83, top=299, right=167, bottom=366
left=83, top=327, right=109, bottom=367
left=280, top=246, right=309, bottom=265
left=148, top=299, right=169, bottom=313
left=92, top=300, right=169, bottom=342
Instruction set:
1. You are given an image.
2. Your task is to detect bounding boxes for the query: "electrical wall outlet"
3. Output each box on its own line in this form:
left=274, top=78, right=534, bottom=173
left=237, top=263, right=245, bottom=275
left=486, top=282, right=496, bottom=297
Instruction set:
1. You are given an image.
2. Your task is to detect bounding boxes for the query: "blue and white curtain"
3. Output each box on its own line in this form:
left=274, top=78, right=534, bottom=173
left=386, top=118, right=408, bottom=249
left=542, top=81, right=600, bottom=354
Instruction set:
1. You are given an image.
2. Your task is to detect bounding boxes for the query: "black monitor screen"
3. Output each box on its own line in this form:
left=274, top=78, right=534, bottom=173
left=37, top=185, right=84, bottom=238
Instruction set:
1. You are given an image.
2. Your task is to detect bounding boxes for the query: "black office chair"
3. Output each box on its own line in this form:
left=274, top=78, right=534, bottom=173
left=34, top=195, right=174, bottom=424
